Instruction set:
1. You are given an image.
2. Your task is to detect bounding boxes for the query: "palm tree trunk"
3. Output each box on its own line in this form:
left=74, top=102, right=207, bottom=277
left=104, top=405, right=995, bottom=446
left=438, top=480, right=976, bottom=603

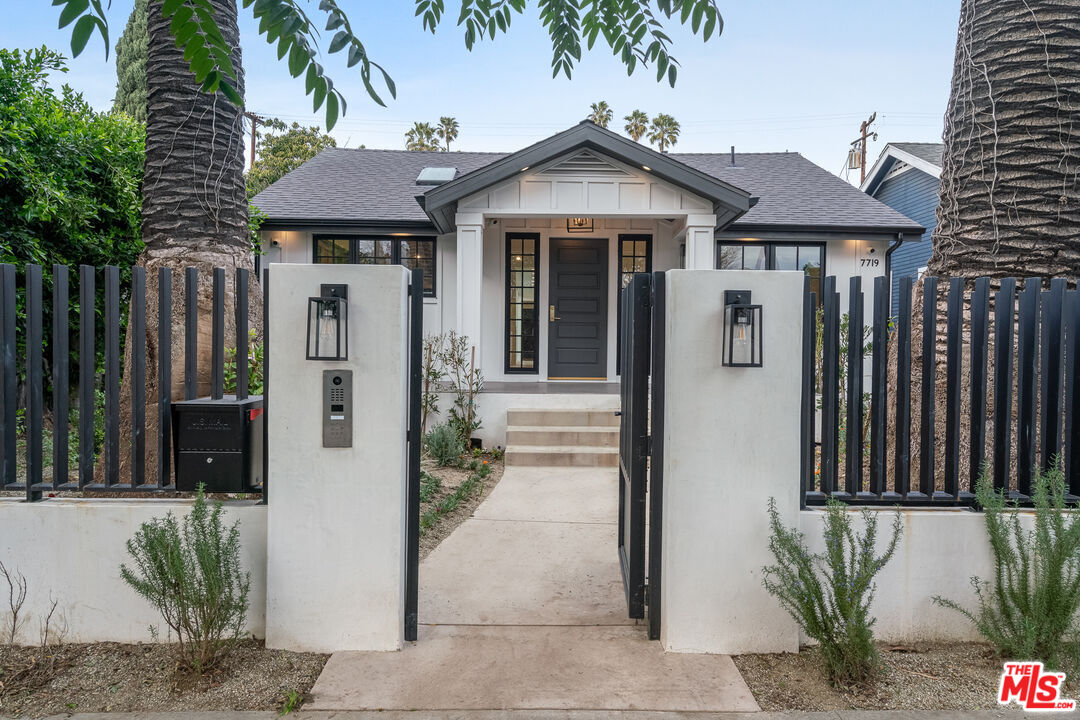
left=116, top=0, right=261, bottom=484
left=928, top=0, right=1080, bottom=279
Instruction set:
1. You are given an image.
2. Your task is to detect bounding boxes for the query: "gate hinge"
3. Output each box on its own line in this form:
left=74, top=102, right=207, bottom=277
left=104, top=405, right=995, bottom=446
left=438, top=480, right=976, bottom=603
left=640, top=435, right=652, bottom=459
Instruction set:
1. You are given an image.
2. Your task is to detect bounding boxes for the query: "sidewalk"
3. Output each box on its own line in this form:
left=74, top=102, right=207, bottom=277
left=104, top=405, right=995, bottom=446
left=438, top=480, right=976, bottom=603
left=39, top=710, right=1031, bottom=719
left=306, top=466, right=756, bottom=712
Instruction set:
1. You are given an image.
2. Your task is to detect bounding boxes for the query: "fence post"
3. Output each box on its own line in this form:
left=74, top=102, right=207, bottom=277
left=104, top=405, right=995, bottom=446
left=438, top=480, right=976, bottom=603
left=969, top=277, right=990, bottom=493
left=235, top=267, right=249, bottom=400
left=0, top=265, right=15, bottom=489
left=916, top=276, right=937, bottom=500
left=52, top=264, right=70, bottom=490
left=894, top=275, right=912, bottom=498
left=78, top=265, right=95, bottom=488
left=993, top=278, right=1016, bottom=493
left=131, top=266, right=146, bottom=487
left=25, top=264, right=43, bottom=501
left=158, top=267, right=172, bottom=488
left=846, top=276, right=864, bottom=497
left=185, top=267, right=198, bottom=400
left=1016, top=278, right=1040, bottom=498
left=820, top=276, right=839, bottom=497
left=943, top=277, right=963, bottom=499
left=211, top=267, right=225, bottom=400
left=1066, top=288, right=1080, bottom=496
left=104, top=266, right=120, bottom=487
left=1040, top=278, right=1066, bottom=473
left=869, top=275, right=888, bottom=497
left=799, top=277, right=817, bottom=507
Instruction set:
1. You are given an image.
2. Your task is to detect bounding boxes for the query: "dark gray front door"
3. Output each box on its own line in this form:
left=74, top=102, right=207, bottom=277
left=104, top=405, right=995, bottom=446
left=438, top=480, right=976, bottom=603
left=548, top=238, right=608, bottom=379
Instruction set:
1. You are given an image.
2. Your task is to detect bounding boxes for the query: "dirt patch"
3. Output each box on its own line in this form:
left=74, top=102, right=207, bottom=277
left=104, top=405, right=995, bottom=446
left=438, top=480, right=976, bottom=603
left=0, top=639, right=326, bottom=717
left=419, top=455, right=504, bottom=561
left=733, top=641, right=1009, bottom=711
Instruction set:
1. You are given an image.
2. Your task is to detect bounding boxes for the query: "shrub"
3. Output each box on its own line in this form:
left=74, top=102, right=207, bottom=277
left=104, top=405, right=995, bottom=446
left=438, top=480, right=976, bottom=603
left=424, top=423, right=464, bottom=467
left=934, top=466, right=1080, bottom=673
left=762, top=498, right=903, bottom=685
left=120, top=485, right=251, bottom=674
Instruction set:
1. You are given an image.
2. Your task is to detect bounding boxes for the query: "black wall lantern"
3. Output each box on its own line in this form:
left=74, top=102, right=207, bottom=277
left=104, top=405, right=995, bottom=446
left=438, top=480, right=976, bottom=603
left=307, top=283, right=349, bottom=361
left=722, top=289, right=763, bottom=367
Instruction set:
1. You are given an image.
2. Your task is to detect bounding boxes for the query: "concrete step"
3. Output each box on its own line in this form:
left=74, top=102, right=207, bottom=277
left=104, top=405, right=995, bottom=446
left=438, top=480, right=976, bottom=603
left=506, top=408, right=620, bottom=428
left=504, top=445, right=619, bottom=468
left=505, top=425, right=619, bottom=447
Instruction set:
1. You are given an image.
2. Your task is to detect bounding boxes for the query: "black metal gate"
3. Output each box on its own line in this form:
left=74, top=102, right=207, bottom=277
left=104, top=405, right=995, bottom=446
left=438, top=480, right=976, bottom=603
left=617, top=271, right=665, bottom=639
left=405, top=268, right=423, bottom=641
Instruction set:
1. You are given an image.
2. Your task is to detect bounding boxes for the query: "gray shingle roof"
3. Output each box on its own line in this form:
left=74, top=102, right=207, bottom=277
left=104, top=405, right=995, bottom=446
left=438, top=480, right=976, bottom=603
left=890, top=142, right=944, bottom=167
left=253, top=145, right=923, bottom=234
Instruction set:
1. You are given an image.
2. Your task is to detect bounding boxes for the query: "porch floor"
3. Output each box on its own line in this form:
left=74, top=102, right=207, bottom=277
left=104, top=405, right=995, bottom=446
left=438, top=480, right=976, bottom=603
left=307, top=466, right=758, bottom=712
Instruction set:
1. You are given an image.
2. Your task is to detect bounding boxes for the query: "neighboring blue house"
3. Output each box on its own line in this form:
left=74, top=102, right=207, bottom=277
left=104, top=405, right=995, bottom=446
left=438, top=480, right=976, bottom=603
left=861, top=142, right=943, bottom=314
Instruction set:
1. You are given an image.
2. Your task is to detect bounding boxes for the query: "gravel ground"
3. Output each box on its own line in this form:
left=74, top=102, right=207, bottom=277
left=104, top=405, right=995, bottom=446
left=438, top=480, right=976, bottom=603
left=733, top=642, right=1012, bottom=711
left=418, top=455, right=504, bottom=561
left=0, top=639, right=326, bottom=718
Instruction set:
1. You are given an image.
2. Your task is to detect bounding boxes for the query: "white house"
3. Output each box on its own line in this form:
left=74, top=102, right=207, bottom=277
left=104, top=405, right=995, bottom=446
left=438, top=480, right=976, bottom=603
left=252, top=122, right=923, bottom=449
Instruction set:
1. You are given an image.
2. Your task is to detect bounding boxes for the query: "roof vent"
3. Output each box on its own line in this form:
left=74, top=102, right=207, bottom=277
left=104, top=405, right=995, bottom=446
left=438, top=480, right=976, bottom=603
left=416, top=167, right=457, bottom=185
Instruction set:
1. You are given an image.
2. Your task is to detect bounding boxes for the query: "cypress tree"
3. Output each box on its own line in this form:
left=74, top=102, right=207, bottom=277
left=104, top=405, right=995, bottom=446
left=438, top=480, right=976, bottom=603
left=112, top=0, right=148, bottom=123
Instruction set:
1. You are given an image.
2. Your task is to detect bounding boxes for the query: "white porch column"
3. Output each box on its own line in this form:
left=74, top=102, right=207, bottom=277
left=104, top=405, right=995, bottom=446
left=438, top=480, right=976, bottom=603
left=683, top=214, right=718, bottom=270
left=455, top=213, right=484, bottom=351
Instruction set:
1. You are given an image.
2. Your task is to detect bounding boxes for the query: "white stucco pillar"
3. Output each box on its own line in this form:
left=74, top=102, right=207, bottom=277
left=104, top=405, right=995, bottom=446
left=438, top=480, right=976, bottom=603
left=683, top=214, right=718, bottom=270
left=265, top=264, right=409, bottom=652
left=660, top=269, right=803, bottom=654
left=455, top=213, right=484, bottom=352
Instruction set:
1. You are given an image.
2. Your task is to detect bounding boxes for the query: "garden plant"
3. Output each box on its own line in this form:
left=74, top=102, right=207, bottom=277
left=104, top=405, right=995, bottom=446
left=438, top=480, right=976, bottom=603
left=763, top=498, right=903, bottom=685
left=120, top=485, right=251, bottom=674
left=934, top=466, right=1080, bottom=674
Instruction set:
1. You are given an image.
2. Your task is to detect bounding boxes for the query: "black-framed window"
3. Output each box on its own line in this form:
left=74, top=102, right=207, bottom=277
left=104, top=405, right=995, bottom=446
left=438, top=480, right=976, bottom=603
left=717, top=241, right=825, bottom=301
left=617, top=235, right=652, bottom=374
left=313, top=235, right=436, bottom=296
left=505, top=233, right=539, bottom=373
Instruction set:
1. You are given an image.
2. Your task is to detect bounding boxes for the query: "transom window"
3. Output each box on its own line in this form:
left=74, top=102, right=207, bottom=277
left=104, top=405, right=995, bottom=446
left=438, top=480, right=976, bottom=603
left=717, top=241, right=824, bottom=301
left=506, top=233, right=539, bottom=373
left=313, top=235, right=436, bottom=296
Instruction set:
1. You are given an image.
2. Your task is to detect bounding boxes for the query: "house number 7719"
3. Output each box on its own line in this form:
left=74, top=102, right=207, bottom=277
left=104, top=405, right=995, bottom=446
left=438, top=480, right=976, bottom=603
left=860, top=258, right=881, bottom=267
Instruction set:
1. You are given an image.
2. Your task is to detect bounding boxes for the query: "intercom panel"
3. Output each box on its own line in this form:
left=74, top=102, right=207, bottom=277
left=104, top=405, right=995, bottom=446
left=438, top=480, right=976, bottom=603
left=322, top=369, right=353, bottom=448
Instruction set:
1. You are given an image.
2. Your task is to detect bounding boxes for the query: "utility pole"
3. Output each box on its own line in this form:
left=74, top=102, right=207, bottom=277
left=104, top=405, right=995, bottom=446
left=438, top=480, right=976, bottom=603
left=243, top=111, right=265, bottom=169
left=847, top=112, right=878, bottom=184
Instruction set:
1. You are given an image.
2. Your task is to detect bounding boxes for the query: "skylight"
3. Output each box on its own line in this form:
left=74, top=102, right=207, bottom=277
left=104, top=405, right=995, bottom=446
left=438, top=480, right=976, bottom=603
left=416, top=167, right=457, bottom=185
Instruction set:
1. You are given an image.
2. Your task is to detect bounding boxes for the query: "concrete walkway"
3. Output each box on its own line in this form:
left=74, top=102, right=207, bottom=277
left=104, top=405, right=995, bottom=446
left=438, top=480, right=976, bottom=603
left=41, top=711, right=1029, bottom=719
left=307, top=466, right=758, bottom=712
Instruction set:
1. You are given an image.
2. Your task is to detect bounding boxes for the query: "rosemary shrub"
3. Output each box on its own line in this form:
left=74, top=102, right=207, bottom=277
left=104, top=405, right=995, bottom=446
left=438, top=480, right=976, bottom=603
left=934, top=466, right=1080, bottom=673
left=120, top=486, right=251, bottom=673
left=762, top=497, right=903, bottom=685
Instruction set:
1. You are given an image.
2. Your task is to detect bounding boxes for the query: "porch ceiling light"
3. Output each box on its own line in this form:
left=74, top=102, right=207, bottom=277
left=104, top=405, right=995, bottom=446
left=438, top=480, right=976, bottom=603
left=642, top=165, right=651, bottom=171
left=722, top=290, right=763, bottom=368
left=307, top=284, right=349, bottom=361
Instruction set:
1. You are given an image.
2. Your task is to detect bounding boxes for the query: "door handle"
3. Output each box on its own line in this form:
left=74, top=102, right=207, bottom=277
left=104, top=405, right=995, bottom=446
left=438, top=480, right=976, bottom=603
left=549, top=305, right=561, bottom=322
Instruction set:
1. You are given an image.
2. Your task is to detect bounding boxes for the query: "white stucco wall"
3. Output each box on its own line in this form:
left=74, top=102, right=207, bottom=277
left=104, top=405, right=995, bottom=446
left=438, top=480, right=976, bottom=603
left=0, top=498, right=266, bottom=645
left=660, top=269, right=804, bottom=655
left=265, top=263, right=409, bottom=652
left=798, top=507, right=1001, bottom=643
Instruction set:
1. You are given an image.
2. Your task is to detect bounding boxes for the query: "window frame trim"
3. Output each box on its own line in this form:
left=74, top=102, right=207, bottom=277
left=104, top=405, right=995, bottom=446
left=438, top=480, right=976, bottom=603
left=311, top=233, right=438, bottom=297
left=716, top=240, right=826, bottom=286
left=504, top=232, right=541, bottom=375
left=616, top=234, right=653, bottom=375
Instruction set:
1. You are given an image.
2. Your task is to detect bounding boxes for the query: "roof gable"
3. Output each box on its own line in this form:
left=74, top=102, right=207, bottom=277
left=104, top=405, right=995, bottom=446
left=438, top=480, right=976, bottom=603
left=861, top=142, right=943, bottom=195
left=420, top=121, right=754, bottom=234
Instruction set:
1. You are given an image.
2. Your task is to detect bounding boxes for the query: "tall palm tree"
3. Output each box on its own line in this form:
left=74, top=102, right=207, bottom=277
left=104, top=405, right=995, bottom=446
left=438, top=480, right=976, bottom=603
left=647, top=114, right=680, bottom=153
left=405, top=122, right=439, bottom=151
left=624, top=110, right=648, bottom=142
left=927, top=0, right=1080, bottom=279
left=118, top=0, right=257, bottom=483
left=588, top=101, right=613, bottom=128
left=437, top=117, right=459, bottom=151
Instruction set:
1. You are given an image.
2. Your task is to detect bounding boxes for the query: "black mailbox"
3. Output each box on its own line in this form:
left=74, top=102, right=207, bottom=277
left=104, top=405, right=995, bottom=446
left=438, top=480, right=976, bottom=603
left=172, top=395, right=264, bottom=492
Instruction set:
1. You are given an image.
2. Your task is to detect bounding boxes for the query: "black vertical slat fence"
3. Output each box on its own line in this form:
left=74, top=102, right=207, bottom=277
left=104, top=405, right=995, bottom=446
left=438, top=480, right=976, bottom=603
left=799, top=277, right=819, bottom=507
left=0, top=263, right=266, bottom=500
left=804, top=273, right=1080, bottom=507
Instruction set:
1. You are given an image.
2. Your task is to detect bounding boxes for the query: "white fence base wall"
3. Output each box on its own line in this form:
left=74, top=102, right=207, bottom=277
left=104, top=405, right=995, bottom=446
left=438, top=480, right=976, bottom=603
left=0, top=498, right=267, bottom=645
left=799, top=507, right=1005, bottom=644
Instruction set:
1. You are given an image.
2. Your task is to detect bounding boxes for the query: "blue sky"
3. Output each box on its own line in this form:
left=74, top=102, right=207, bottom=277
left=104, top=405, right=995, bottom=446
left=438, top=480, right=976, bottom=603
left=5, top=1, right=960, bottom=176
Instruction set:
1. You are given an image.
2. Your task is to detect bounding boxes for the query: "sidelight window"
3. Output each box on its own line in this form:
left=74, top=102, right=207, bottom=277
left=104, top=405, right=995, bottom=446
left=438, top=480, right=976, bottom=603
left=506, top=233, right=539, bottom=373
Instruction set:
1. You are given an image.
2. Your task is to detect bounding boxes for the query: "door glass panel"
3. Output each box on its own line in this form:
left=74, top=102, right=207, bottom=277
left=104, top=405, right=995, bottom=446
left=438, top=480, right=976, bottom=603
left=507, top=235, right=539, bottom=371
